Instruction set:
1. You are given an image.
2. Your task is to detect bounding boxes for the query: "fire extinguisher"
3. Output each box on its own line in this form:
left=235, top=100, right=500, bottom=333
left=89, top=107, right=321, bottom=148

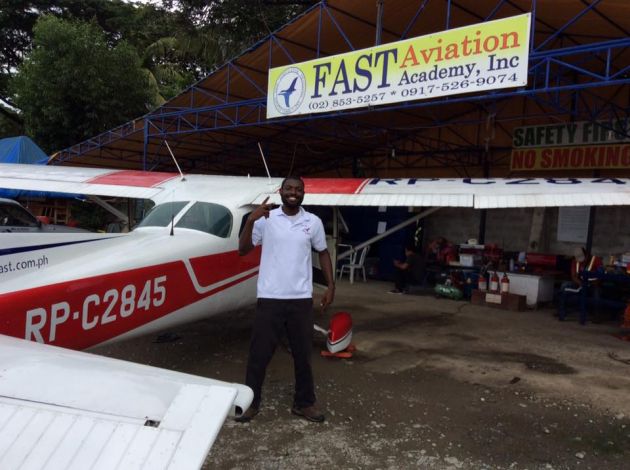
left=490, top=271, right=499, bottom=293
left=500, top=273, right=510, bottom=294
left=478, top=272, right=487, bottom=291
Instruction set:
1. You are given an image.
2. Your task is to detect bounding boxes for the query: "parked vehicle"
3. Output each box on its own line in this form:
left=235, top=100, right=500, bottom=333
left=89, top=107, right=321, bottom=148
left=0, top=198, right=87, bottom=233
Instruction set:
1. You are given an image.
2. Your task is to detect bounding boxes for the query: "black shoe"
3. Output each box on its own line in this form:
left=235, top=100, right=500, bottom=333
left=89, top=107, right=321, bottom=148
left=291, top=405, right=325, bottom=423
left=235, top=406, right=259, bottom=423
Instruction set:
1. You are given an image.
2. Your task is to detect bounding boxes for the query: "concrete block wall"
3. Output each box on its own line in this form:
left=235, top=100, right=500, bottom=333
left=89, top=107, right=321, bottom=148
left=486, top=208, right=534, bottom=251
left=422, top=207, right=533, bottom=251
left=422, top=206, right=629, bottom=257
left=422, top=207, right=480, bottom=246
left=545, top=206, right=630, bottom=257
left=592, top=206, right=630, bottom=255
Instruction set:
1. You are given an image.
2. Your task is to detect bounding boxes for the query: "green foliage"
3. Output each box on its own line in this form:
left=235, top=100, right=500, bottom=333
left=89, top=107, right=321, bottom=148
left=0, top=1, right=172, bottom=105
left=1, top=0, right=312, bottom=151
left=176, top=0, right=313, bottom=59
left=10, top=15, right=158, bottom=153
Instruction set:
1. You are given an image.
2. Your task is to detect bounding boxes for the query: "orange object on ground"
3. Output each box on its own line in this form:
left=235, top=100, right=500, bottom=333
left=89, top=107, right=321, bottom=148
left=321, top=343, right=356, bottom=359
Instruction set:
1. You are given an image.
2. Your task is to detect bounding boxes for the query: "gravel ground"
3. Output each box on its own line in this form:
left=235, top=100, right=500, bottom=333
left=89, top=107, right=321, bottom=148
left=94, top=280, right=630, bottom=469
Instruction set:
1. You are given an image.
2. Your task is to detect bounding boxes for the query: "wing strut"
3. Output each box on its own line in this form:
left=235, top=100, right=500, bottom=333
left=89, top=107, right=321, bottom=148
left=87, top=196, right=129, bottom=226
left=337, top=207, right=442, bottom=260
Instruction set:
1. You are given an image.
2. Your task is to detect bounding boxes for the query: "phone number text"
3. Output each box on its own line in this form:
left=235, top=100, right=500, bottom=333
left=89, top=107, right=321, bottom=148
left=307, top=73, right=518, bottom=111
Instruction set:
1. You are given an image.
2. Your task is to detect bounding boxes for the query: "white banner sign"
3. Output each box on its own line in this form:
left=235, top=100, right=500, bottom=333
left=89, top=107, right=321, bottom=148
left=557, top=206, right=590, bottom=243
left=267, top=14, right=531, bottom=118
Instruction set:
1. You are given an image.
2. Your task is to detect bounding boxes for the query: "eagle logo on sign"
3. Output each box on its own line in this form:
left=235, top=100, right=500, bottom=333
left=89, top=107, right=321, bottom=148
left=273, top=67, right=306, bottom=115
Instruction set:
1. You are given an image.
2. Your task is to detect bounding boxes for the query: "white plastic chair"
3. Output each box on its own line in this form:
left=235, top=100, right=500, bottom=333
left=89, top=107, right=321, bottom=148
left=337, top=245, right=370, bottom=284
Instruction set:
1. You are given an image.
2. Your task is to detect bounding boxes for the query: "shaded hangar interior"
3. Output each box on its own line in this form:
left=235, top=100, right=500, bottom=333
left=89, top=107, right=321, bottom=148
left=52, top=0, right=630, bottom=179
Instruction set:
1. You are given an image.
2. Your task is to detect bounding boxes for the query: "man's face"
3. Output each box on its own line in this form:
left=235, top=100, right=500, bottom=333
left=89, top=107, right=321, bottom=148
left=280, top=178, right=305, bottom=208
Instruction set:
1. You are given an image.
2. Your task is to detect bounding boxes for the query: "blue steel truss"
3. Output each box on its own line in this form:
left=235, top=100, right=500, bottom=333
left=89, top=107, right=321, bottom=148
left=54, top=0, right=630, bottom=170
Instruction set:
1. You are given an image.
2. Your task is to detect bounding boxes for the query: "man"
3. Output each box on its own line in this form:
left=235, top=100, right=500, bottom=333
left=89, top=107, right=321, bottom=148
left=389, top=245, right=426, bottom=294
left=558, top=246, right=601, bottom=321
left=237, top=176, right=335, bottom=423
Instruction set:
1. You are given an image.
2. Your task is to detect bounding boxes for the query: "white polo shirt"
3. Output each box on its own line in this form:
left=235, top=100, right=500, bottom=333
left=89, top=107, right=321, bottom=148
left=252, top=206, right=327, bottom=299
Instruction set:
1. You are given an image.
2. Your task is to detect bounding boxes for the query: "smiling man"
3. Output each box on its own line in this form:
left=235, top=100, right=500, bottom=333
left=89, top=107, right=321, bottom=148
left=237, top=176, right=335, bottom=423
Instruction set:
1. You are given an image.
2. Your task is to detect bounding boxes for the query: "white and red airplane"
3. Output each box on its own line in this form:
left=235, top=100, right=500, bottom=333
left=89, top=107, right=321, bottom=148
left=1, top=162, right=630, bottom=468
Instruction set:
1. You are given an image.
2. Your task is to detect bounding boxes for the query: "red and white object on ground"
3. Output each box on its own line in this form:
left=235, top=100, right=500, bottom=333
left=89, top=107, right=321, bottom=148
left=314, top=311, right=354, bottom=357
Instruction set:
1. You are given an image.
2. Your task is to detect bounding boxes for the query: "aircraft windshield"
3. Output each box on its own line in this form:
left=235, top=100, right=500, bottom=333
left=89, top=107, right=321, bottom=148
left=136, top=201, right=189, bottom=228
left=175, top=202, right=232, bottom=238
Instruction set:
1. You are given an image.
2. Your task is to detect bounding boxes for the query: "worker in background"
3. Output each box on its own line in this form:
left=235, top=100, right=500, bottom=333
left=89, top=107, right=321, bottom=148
left=389, top=244, right=426, bottom=294
left=558, top=247, right=601, bottom=321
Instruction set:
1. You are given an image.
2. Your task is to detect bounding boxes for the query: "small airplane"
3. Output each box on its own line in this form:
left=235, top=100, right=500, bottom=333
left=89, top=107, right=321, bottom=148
left=278, top=77, right=298, bottom=107
left=1, top=163, right=630, bottom=467
left=2, top=166, right=630, bottom=352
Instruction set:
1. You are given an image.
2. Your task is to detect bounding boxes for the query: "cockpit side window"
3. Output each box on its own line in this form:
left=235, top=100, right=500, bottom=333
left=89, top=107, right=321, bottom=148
left=176, top=202, right=232, bottom=238
left=136, top=201, right=189, bottom=227
left=238, top=211, right=254, bottom=237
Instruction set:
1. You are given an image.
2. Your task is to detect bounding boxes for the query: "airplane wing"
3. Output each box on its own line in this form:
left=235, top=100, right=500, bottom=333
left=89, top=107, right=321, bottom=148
left=3, top=163, right=630, bottom=209
left=0, top=163, right=180, bottom=200
left=254, top=177, right=630, bottom=208
left=0, top=335, right=253, bottom=469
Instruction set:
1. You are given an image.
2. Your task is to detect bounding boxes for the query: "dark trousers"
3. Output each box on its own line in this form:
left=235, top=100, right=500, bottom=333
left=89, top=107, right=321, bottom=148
left=558, top=281, right=601, bottom=323
left=394, top=268, right=420, bottom=291
left=245, top=298, right=315, bottom=409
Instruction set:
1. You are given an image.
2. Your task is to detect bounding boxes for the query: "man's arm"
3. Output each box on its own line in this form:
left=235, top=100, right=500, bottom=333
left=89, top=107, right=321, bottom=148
left=394, top=259, right=410, bottom=270
left=238, top=197, right=273, bottom=256
left=318, top=249, right=335, bottom=309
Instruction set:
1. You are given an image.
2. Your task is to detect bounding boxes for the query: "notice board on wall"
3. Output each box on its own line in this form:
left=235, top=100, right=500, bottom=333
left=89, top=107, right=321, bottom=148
left=557, top=207, right=590, bottom=243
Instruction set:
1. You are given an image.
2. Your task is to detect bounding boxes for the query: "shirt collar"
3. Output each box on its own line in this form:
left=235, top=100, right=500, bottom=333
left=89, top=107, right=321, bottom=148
left=275, top=206, right=308, bottom=221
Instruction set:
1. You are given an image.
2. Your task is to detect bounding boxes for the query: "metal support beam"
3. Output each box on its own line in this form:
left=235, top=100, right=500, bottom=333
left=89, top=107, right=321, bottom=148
left=87, top=196, right=129, bottom=224
left=375, top=0, right=384, bottom=45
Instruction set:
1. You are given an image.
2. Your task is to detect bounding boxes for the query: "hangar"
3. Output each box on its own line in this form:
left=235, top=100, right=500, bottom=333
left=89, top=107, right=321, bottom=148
left=47, top=0, right=630, bottom=300
left=50, top=0, right=630, bottom=180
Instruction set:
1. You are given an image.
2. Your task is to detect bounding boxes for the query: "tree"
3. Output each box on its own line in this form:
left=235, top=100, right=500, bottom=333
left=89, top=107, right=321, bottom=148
left=1, top=1, right=313, bottom=146
left=0, top=1, right=175, bottom=107
left=169, top=0, right=314, bottom=62
left=10, top=15, right=158, bottom=153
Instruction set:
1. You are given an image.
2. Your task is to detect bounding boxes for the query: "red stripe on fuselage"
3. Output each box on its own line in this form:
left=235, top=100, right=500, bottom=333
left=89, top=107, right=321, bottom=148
left=87, top=170, right=180, bottom=187
left=188, top=247, right=260, bottom=286
left=0, top=248, right=260, bottom=350
left=303, top=178, right=368, bottom=194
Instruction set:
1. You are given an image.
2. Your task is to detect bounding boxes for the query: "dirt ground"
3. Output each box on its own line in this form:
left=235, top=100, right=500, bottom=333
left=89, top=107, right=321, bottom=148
left=94, top=280, right=630, bottom=470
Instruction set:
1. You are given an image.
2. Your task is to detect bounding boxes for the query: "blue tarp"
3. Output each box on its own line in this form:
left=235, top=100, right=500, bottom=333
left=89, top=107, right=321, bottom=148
left=0, top=136, right=75, bottom=199
left=0, top=136, right=49, bottom=165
